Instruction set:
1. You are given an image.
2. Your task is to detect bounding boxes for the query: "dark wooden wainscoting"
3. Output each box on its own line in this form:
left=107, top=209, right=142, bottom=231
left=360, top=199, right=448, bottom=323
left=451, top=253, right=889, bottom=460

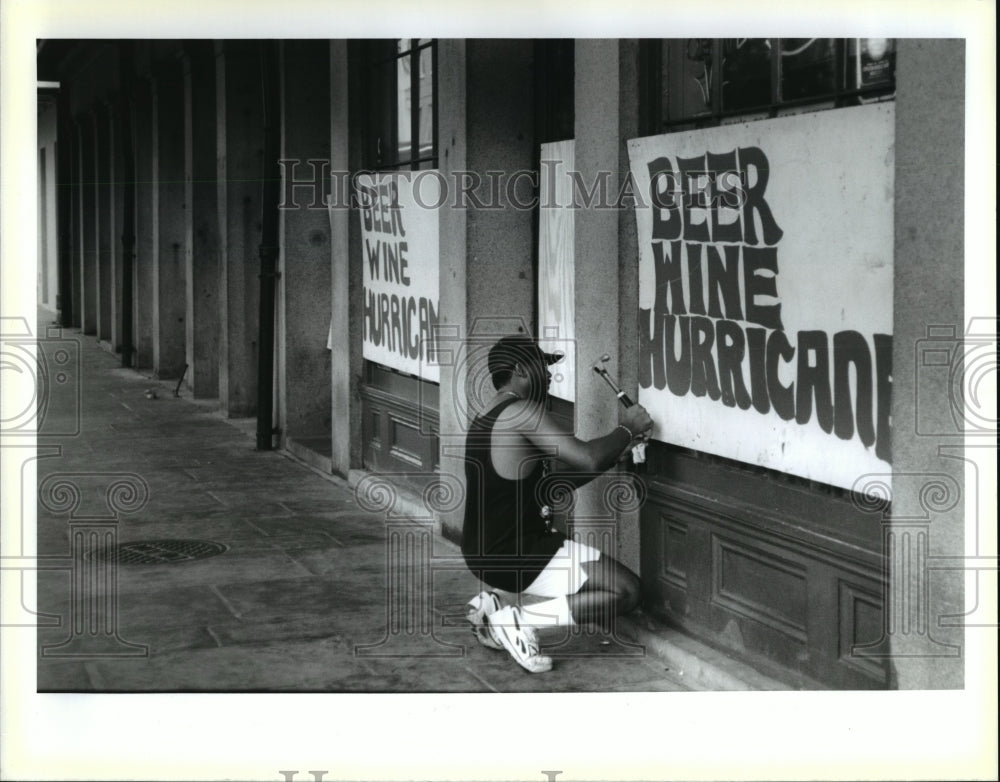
left=639, top=445, right=889, bottom=690
left=360, top=362, right=439, bottom=495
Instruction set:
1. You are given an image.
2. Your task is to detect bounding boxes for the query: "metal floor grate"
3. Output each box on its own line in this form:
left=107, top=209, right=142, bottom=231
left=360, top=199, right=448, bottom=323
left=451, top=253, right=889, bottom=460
left=88, top=539, right=229, bottom=565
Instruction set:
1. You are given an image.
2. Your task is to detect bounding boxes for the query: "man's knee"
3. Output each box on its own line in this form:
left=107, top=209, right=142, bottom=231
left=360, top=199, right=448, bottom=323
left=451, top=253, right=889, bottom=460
left=615, top=567, right=641, bottom=613
left=622, top=572, right=642, bottom=612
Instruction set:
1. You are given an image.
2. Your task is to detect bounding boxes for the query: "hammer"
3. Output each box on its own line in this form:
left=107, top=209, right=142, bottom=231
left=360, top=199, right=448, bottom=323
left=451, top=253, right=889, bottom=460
left=592, top=354, right=647, bottom=463
left=593, top=353, right=634, bottom=408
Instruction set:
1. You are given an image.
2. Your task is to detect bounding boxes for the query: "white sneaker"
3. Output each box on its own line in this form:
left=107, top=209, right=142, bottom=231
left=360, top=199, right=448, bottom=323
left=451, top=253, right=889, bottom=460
left=465, top=591, right=504, bottom=650
left=488, top=605, right=553, bottom=674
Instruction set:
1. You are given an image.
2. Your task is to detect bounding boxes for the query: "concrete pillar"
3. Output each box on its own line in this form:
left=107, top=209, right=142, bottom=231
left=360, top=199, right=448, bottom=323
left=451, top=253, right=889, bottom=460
left=571, top=40, right=643, bottom=571
left=216, top=41, right=263, bottom=417
left=46, top=135, right=58, bottom=309
left=56, top=87, right=76, bottom=327
left=69, top=119, right=82, bottom=328
left=331, top=40, right=356, bottom=478
left=79, top=113, right=97, bottom=335
left=151, top=60, right=187, bottom=379
left=182, top=42, right=220, bottom=397
left=572, top=40, right=620, bottom=556
left=133, top=77, right=155, bottom=368
left=37, top=97, right=59, bottom=313
left=888, top=39, right=966, bottom=689
left=278, top=41, right=332, bottom=452
left=110, top=98, right=125, bottom=352
left=95, top=105, right=113, bottom=343
left=616, top=42, right=644, bottom=571
left=38, top=143, right=46, bottom=307
left=437, top=39, right=537, bottom=540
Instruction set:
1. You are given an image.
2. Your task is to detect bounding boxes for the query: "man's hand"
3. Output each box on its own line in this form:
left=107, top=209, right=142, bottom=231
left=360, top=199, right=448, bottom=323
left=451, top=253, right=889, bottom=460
left=621, top=404, right=653, bottom=441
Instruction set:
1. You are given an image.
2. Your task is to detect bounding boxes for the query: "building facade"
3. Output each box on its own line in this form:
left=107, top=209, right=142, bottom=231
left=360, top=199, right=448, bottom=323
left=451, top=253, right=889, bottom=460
left=37, top=38, right=968, bottom=689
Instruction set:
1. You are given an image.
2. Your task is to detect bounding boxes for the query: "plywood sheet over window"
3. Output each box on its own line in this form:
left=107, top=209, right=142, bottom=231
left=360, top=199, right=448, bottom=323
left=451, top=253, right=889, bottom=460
left=357, top=171, right=441, bottom=382
left=537, top=139, right=575, bottom=402
left=628, top=103, right=894, bottom=492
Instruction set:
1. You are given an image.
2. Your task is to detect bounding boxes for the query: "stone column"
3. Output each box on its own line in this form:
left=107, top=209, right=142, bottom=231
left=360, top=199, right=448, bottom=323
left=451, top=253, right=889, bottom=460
left=436, top=39, right=537, bottom=541
left=216, top=41, right=263, bottom=417
left=888, top=39, right=966, bottom=689
left=152, top=59, right=187, bottom=379
left=330, top=40, right=355, bottom=478
left=109, top=98, right=124, bottom=353
left=133, top=77, right=156, bottom=369
left=95, top=103, right=115, bottom=345
left=182, top=42, right=220, bottom=398
left=572, top=39, right=644, bottom=571
left=79, top=112, right=98, bottom=335
left=56, top=86, right=76, bottom=328
left=278, top=41, right=332, bottom=453
left=69, top=119, right=83, bottom=328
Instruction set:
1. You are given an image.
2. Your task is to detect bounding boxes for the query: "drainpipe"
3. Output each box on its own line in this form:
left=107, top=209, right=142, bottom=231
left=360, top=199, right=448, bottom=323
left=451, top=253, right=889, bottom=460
left=119, top=42, right=136, bottom=367
left=256, top=41, right=281, bottom=450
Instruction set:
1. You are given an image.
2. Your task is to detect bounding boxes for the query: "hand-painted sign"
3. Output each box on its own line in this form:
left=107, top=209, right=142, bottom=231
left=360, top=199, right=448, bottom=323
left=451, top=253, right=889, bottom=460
left=627, top=103, right=894, bottom=490
left=357, top=172, right=440, bottom=382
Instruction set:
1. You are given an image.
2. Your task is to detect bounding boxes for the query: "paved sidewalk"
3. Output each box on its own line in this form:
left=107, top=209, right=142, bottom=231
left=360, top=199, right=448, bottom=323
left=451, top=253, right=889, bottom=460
left=35, top=319, right=693, bottom=693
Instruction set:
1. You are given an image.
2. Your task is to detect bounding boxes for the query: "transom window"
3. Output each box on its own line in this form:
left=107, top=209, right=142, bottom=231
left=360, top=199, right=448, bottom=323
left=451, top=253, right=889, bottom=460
left=361, top=39, right=437, bottom=170
left=642, top=38, right=895, bottom=132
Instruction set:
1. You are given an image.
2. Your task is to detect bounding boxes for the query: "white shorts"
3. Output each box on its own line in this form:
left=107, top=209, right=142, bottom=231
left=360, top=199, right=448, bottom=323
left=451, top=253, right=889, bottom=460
left=521, top=539, right=602, bottom=598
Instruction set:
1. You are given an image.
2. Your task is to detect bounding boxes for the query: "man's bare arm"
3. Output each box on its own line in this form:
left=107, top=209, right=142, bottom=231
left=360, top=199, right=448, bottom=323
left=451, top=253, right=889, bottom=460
left=501, top=400, right=652, bottom=479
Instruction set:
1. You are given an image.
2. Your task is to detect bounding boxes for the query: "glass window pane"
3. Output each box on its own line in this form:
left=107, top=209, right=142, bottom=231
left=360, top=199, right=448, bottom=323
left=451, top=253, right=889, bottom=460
left=721, top=38, right=772, bottom=111
left=849, top=38, right=895, bottom=90
left=662, top=39, right=715, bottom=124
left=653, top=36, right=894, bottom=131
left=397, top=54, right=412, bottom=163
left=780, top=38, right=836, bottom=101
left=362, top=39, right=435, bottom=170
left=369, top=58, right=398, bottom=167
left=417, top=46, right=434, bottom=160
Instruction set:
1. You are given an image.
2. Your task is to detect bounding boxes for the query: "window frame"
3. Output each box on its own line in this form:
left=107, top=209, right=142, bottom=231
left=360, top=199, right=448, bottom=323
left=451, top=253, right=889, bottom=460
left=360, top=38, right=438, bottom=171
left=641, top=38, right=896, bottom=134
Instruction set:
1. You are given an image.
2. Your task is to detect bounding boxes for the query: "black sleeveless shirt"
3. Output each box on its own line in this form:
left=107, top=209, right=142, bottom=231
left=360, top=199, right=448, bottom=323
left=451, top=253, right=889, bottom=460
left=461, top=396, right=567, bottom=592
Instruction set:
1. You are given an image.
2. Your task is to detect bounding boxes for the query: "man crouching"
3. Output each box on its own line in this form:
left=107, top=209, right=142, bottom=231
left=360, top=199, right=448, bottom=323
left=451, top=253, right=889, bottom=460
left=461, top=334, right=653, bottom=673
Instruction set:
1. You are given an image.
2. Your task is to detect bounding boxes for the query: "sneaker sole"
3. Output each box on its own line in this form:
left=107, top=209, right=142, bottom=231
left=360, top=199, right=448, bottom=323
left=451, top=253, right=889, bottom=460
left=490, top=613, right=553, bottom=674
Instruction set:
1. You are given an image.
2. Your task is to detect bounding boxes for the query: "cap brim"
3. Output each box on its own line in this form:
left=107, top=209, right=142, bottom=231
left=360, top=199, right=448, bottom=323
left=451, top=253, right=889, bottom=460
left=543, top=351, right=564, bottom=365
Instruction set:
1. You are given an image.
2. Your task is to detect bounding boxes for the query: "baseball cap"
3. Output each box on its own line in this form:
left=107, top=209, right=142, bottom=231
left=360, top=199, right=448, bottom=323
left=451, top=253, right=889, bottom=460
left=487, top=334, right=564, bottom=377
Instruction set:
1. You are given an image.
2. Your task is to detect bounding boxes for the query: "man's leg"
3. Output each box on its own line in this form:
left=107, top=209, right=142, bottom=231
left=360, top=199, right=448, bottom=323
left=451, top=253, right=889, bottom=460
left=518, top=553, right=640, bottom=629
left=566, top=555, right=641, bottom=627
left=484, top=548, right=641, bottom=673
